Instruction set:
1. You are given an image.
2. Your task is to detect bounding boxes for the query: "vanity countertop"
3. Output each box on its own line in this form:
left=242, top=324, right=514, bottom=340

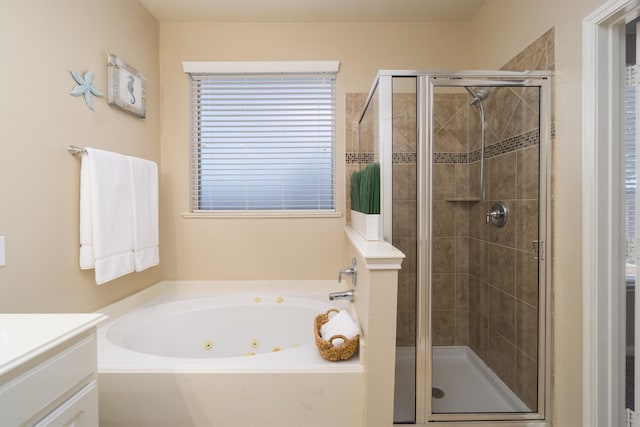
left=0, top=313, right=107, bottom=376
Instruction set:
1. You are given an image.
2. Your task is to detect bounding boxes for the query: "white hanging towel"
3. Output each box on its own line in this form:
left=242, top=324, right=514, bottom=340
left=127, top=155, right=159, bottom=271
left=79, top=148, right=135, bottom=284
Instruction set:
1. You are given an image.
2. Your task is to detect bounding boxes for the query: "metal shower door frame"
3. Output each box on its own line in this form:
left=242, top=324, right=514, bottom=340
left=411, top=71, right=552, bottom=425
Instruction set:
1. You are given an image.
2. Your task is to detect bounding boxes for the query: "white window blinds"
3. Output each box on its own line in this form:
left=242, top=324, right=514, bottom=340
left=187, top=68, right=336, bottom=212
left=625, top=80, right=637, bottom=260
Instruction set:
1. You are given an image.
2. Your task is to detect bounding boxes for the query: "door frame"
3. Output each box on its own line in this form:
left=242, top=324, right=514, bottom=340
left=583, top=1, right=640, bottom=426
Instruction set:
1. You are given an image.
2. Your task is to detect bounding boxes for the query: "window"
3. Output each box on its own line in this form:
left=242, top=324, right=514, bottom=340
left=626, top=70, right=636, bottom=277
left=184, top=61, right=338, bottom=213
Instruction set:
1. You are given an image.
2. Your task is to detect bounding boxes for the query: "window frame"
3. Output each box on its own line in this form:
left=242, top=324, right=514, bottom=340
left=183, top=61, right=340, bottom=218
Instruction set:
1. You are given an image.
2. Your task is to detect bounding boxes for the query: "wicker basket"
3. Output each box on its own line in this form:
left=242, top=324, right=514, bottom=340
left=314, top=308, right=359, bottom=361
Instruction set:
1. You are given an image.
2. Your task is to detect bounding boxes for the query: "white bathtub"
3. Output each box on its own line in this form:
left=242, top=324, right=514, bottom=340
left=97, top=281, right=365, bottom=427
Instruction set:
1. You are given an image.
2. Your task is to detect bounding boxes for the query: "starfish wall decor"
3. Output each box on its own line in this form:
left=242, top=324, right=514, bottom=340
left=70, top=69, right=104, bottom=111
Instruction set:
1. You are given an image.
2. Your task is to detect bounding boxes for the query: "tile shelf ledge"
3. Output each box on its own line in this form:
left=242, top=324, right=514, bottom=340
left=444, top=197, right=480, bottom=202
left=345, top=227, right=405, bottom=271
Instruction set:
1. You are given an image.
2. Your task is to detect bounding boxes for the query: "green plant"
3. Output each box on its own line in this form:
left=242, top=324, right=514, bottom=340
left=350, top=162, right=380, bottom=214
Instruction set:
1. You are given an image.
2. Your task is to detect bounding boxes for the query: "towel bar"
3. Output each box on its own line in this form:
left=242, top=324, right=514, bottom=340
left=68, top=145, right=87, bottom=156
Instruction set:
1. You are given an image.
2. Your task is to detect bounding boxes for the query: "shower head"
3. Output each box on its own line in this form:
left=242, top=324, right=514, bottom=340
left=465, top=87, right=491, bottom=106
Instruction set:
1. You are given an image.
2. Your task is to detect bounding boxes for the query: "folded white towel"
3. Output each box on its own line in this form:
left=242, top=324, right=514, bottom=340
left=127, top=156, right=159, bottom=272
left=79, top=148, right=135, bottom=284
left=320, top=310, right=360, bottom=347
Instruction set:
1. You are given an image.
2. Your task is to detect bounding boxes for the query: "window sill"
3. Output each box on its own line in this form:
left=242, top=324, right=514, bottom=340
left=182, top=210, right=343, bottom=219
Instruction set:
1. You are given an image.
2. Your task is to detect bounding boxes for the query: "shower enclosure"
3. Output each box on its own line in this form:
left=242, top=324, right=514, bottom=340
left=356, top=71, right=551, bottom=424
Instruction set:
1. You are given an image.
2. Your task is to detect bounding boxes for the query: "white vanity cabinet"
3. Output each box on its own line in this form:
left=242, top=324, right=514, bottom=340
left=0, top=314, right=106, bottom=426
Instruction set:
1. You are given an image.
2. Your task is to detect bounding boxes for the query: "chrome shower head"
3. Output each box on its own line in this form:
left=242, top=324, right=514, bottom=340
left=465, top=87, right=491, bottom=106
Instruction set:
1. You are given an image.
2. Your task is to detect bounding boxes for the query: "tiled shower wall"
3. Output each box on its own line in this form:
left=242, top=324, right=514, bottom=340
left=391, top=93, right=418, bottom=347
left=345, top=93, right=368, bottom=222
left=432, top=94, right=471, bottom=349
left=458, top=90, right=541, bottom=411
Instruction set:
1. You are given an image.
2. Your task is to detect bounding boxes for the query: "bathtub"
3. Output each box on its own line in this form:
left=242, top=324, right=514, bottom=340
left=97, top=281, right=365, bottom=427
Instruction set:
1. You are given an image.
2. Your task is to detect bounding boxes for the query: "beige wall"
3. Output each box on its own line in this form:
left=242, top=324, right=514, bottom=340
left=159, top=22, right=469, bottom=280
left=468, top=0, right=608, bottom=426
left=0, top=0, right=161, bottom=312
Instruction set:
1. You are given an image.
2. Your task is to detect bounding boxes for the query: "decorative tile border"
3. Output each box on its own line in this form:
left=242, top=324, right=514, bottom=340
left=467, top=128, right=539, bottom=163
left=346, top=152, right=377, bottom=164
left=345, top=128, right=540, bottom=165
left=433, top=152, right=468, bottom=164
left=345, top=152, right=360, bottom=164
left=393, top=152, right=417, bottom=164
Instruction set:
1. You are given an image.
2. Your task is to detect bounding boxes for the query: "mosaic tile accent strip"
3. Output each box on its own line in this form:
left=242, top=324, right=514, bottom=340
left=345, top=152, right=416, bottom=165
left=433, top=152, right=468, bottom=164
left=345, top=152, right=376, bottom=164
left=469, top=128, right=539, bottom=163
left=439, top=128, right=539, bottom=164
left=345, top=129, right=540, bottom=165
left=393, top=152, right=417, bottom=164
left=345, top=152, right=359, bottom=164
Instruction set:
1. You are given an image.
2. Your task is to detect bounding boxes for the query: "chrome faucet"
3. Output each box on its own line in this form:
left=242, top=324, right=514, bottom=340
left=329, top=289, right=354, bottom=301
left=330, top=258, right=357, bottom=302
left=338, top=258, right=357, bottom=287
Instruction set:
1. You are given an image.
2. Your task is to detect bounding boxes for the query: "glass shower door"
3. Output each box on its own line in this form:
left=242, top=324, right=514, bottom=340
left=426, top=79, right=548, bottom=421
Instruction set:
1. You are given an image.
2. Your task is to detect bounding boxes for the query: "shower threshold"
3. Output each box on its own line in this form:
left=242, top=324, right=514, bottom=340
left=394, top=346, right=530, bottom=422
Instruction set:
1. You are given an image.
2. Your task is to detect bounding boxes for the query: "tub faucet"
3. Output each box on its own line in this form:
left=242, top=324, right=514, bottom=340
left=329, top=289, right=355, bottom=302
left=330, top=259, right=357, bottom=302
left=338, top=258, right=357, bottom=287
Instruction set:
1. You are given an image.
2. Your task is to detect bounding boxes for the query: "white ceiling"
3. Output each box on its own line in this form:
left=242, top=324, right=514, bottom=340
left=139, top=0, right=486, bottom=23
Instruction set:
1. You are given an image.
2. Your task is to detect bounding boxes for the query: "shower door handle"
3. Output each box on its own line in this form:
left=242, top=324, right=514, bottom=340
left=532, top=240, right=544, bottom=261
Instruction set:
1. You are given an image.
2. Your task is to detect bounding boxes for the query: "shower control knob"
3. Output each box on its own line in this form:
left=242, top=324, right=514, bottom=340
left=486, top=201, right=508, bottom=228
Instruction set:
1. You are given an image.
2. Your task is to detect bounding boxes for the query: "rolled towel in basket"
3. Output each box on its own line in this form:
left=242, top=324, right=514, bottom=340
left=320, top=310, right=360, bottom=347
